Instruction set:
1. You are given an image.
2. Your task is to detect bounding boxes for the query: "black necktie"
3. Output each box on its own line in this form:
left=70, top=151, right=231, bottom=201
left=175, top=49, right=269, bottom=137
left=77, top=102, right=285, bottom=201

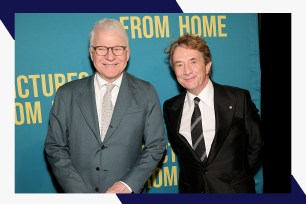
left=191, top=97, right=207, bottom=162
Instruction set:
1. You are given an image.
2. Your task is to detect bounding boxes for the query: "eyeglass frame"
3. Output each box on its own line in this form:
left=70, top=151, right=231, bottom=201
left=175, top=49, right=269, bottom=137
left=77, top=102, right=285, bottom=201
left=90, top=45, right=128, bottom=56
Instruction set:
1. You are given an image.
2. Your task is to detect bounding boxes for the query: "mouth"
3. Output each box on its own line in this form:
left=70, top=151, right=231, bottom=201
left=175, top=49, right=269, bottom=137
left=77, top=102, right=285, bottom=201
left=184, top=76, right=196, bottom=82
left=103, top=63, right=118, bottom=67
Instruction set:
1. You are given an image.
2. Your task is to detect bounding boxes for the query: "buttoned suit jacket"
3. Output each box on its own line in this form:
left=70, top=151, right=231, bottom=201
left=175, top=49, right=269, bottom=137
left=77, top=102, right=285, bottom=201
left=45, top=72, right=166, bottom=193
left=163, top=81, right=263, bottom=193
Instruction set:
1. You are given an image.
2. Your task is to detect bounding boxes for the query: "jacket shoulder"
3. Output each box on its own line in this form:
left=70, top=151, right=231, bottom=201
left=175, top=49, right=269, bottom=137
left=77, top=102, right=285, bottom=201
left=56, top=75, right=92, bottom=95
left=126, top=73, right=151, bottom=87
left=213, top=82, right=250, bottom=98
left=164, top=93, right=186, bottom=109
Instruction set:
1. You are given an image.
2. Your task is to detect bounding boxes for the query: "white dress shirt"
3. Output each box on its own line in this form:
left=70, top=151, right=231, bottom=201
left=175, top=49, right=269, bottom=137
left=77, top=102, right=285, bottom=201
left=94, top=73, right=122, bottom=135
left=179, top=79, right=216, bottom=156
left=94, top=72, right=132, bottom=193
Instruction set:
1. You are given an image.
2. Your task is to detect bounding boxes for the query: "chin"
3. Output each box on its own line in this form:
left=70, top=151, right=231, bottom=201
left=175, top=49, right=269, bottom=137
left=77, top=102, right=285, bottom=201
left=184, top=83, right=196, bottom=89
left=104, top=71, right=119, bottom=77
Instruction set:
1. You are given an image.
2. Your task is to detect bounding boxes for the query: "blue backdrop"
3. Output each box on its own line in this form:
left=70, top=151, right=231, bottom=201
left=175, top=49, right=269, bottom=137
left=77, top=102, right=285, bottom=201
left=15, top=13, right=261, bottom=193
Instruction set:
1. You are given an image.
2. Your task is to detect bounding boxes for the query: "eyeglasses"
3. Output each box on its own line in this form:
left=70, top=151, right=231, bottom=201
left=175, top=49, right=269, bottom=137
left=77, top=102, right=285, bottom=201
left=91, top=45, right=127, bottom=56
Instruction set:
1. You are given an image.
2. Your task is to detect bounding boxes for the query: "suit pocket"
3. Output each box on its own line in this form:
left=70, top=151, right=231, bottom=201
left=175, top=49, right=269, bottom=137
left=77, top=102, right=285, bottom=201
left=126, top=106, right=145, bottom=114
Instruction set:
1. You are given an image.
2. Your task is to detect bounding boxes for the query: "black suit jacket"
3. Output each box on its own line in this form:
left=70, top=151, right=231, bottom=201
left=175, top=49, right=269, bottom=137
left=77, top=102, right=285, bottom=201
left=163, top=82, right=263, bottom=193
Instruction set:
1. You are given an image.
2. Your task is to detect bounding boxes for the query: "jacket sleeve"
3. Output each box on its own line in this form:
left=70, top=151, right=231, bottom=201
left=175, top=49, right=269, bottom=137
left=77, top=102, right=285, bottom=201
left=244, top=90, right=263, bottom=174
left=120, top=85, right=167, bottom=193
left=44, top=88, right=89, bottom=193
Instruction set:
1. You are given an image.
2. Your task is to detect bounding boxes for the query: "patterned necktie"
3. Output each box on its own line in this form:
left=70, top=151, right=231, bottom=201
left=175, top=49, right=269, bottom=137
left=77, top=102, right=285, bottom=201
left=191, top=97, right=207, bottom=162
left=100, top=83, right=115, bottom=141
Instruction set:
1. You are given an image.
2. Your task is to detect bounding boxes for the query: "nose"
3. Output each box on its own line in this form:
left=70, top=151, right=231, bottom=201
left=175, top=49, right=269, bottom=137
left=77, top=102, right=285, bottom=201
left=183, top=64, right=192, bottom=75
left=105, top=48, right=116, bottom=61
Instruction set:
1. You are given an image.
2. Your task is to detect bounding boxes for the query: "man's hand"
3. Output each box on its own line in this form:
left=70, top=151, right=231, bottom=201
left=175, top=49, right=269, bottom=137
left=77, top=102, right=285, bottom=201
left=105, top=182, right=131, bottom=194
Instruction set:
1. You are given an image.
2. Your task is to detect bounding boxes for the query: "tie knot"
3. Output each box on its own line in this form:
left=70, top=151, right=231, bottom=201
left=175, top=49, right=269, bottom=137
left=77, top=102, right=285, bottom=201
left=194, top=97, right=200, bottom=105
left=105, top=83, right=115, bottom=92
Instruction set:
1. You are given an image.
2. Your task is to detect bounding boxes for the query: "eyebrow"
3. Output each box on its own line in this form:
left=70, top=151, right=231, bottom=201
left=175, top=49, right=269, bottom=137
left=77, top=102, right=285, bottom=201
left=173, top=60, right=183, bottom=65
left=173, top=57, right=199, bottom=65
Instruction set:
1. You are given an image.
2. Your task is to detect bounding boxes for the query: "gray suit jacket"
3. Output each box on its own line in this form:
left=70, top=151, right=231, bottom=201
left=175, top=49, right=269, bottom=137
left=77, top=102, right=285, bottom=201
left=45, top=72, right=166, bottom=193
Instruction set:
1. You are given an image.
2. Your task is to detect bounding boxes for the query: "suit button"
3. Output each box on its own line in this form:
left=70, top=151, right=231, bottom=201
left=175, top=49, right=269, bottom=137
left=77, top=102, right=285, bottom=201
left=96, top=167, right=100, bottom=171
left=203, top=169, right=207, bottom=173
left=95, top=187, right=99, bottom=192
left=102, top=145, right=107, bottom=150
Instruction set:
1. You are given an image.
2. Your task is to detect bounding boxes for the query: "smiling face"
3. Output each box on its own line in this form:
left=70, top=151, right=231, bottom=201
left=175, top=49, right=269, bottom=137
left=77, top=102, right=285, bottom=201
left=90, top=29, right=130, bottom=82
left=172, top=46, right=212, bottom=96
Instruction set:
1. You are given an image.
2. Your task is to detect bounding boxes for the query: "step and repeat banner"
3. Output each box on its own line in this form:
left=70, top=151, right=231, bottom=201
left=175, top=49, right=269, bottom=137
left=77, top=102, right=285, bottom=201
left=15, top=13, right=261, bottom=193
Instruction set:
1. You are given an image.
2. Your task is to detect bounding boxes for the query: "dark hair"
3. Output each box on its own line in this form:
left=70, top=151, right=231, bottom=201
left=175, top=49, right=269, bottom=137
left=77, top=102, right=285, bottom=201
left=165, top=33, right=212, bottom=68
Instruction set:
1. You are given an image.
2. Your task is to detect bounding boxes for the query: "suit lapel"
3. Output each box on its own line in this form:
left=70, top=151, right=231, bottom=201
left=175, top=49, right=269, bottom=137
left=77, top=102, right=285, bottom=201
left=171, top=93, right=202, bottom=161
left=171, top=93, right=185, bottom=136
left=102, top=72, right=134, bottom=143
left=206, top=83, right=235, bottom=165
left=76, top=76, right=101, bottom=143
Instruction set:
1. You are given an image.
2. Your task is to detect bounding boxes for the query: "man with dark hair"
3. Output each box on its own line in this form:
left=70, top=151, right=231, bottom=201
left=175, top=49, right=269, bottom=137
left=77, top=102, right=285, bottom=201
left=163, top=33, right=263, bottom=193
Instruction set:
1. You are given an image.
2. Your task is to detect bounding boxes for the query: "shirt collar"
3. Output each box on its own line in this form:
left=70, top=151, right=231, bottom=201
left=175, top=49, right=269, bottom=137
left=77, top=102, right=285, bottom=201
left=186, top=79, right=214, bottom=106
left=95, top=72, right=123, bottom=89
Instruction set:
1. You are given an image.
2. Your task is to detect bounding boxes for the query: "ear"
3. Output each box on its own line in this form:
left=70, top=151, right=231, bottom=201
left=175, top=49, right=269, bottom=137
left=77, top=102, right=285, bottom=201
left=89, top=48, right=94, bottom=61
left=126, top=47, right=130, bottom=61
left=205, top=61, right=212, bottom=75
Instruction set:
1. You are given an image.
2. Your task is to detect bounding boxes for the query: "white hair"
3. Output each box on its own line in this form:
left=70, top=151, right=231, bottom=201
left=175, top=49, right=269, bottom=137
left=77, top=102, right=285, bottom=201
left=89, top=18, right=129, bottom=47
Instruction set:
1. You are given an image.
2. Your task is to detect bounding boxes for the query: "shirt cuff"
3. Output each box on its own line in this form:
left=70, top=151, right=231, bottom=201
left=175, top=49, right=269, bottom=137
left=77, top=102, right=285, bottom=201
left=119, top=181, right=133, bottom=193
